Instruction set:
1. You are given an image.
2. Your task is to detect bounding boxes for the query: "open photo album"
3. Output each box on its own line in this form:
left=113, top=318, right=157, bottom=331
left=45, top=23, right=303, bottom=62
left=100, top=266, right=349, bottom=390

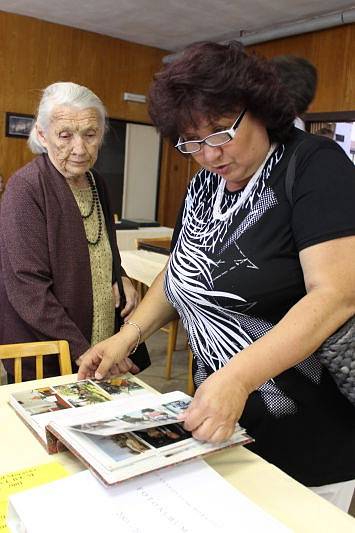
left=9, top=377, right=253, bottom=486
left=8, top=376, right=155, bottom=450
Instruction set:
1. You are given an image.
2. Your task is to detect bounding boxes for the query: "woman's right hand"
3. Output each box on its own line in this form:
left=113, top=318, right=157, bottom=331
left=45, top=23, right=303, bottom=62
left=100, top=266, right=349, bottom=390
left=77, top=333, right=139, bottom=380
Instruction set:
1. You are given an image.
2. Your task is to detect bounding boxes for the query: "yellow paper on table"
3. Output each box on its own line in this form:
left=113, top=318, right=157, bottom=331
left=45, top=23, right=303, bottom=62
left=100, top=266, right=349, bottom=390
left=0, top=501, right=8, bottom=532
left=0, top=462, right=68, bottom=532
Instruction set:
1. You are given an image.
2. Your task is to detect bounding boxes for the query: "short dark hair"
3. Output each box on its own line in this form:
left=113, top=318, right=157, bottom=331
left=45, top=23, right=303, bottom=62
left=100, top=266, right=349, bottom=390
left=270, top=55, right=317, bottom=115
left=316, top=126, right=334, bottom=138
left=148, top=41, right=295, bottom=144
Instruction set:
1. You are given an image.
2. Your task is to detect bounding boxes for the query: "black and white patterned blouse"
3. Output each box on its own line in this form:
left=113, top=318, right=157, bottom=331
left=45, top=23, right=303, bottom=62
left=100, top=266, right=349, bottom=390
left=165, top=129, right=355, bottom=486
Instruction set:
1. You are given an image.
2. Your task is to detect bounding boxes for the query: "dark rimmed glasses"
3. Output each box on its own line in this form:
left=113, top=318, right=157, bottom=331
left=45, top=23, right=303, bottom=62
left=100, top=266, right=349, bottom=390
left=175, top=108, right=247, bottom=154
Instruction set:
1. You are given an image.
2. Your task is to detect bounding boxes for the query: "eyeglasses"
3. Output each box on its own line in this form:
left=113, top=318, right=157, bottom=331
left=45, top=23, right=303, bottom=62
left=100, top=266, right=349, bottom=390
left=175, top=108, right=247, bottom=154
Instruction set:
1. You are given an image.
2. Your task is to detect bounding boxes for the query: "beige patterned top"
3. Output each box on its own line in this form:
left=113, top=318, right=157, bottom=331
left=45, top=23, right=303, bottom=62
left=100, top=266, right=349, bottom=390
left=69, top=182, right=115, bottom=345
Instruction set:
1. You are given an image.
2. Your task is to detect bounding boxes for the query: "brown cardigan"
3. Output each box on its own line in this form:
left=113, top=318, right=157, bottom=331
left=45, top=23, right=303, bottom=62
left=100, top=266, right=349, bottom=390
left=0, top=155, right=150, bottom=379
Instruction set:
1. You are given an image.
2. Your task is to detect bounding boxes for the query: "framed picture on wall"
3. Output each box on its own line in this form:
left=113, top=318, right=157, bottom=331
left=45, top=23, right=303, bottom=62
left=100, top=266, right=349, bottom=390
left=5, top=112, right=34, bottom=138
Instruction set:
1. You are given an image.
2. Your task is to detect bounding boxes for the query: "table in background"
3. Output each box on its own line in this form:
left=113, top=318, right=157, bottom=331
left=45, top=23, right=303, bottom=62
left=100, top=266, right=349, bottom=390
left=1, top=374, right=355, bottom=532
left=116, top=226, right=173, bottom=251
left=120, top=249, right=168, bottom=287
left=120, top=249, right=192, bottom=390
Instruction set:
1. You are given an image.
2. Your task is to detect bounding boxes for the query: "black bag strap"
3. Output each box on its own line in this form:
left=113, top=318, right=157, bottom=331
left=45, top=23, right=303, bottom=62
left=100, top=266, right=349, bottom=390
left=285, top=134, right=337, bottom=205
left=284, top=139, right=307, bottom=205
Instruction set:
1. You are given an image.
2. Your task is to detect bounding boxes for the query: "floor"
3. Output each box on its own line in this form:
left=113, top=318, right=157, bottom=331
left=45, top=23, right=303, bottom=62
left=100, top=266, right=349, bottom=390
left=140, top=324, right=190, bottom=394
left=141, top=326, right=355, bottom=518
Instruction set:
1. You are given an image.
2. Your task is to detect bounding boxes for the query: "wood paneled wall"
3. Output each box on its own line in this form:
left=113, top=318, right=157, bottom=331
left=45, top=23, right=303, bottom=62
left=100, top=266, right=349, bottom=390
left=158, top=140, right=201, bottom=228
left=247, top=24, right=355, bottom=113
left=0, top=11, right=166, bottom=181
left=1, top=13, right=354, bottom=227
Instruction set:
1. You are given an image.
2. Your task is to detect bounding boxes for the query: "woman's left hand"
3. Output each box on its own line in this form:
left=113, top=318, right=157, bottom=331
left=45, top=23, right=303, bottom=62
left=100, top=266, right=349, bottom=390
left=181, top=366, right=249, bottom=443
left=112, top=278, right=139, bottom=318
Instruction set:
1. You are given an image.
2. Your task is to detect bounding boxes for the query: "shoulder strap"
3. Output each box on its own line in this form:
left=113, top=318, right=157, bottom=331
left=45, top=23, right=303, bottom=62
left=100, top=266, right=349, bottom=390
left=285, top=135, right=338, bottom=206
left=284, top=139, right=307, bottom=205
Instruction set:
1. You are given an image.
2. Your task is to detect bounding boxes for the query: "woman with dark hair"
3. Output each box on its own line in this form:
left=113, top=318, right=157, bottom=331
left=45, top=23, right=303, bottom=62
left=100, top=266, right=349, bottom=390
left=79, top=41, right=355, bottom=510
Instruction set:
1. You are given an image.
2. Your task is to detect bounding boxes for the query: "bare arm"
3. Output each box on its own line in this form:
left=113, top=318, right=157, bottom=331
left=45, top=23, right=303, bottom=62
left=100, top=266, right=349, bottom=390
left=126, top=269, right=179, bottom=339
left=78, top=268, right=178, bottom=379
left=227, top=236, right=355, bottom=390
left=183, top=235, right=355, bottom=442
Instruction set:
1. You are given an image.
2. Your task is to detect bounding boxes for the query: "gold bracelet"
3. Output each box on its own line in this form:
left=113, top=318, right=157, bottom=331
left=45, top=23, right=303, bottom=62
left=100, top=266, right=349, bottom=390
left=121, top=320, right=141, bottom=354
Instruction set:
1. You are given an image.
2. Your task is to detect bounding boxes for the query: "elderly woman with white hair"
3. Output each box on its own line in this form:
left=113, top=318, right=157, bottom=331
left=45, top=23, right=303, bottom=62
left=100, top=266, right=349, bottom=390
left=0, top=82, right=150, bottom=381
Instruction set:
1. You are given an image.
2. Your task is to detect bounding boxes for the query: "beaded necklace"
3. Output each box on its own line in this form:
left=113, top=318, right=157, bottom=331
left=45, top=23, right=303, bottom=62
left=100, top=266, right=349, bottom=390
left=212, top=143, right=277, bottom=221
left=78, top=171, right=103, bottom=246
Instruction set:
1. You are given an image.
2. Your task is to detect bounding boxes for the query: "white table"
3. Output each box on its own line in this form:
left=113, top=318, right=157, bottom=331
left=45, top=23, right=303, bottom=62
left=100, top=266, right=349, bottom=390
left=1, top=375, right=355, bottom=532
left=120, top=249, right=188, bottom=389
left=120, top=249, right=168, bottom=287
left=116, top=226, right=173, bottom=251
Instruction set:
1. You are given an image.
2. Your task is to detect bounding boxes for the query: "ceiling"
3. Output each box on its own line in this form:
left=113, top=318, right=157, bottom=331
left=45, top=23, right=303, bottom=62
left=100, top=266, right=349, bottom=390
left=1, top=0, right=354, bottom=51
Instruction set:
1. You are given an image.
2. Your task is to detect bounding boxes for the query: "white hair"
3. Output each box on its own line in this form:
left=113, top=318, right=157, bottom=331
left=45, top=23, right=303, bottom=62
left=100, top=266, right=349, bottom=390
left=28, top=82, right=107, bottom=154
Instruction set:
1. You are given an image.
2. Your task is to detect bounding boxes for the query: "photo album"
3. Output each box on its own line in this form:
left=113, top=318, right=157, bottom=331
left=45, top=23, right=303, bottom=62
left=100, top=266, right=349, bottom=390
left=9, top=376, right=252, bottom=486
left=8, top=376, right=154, bottom=449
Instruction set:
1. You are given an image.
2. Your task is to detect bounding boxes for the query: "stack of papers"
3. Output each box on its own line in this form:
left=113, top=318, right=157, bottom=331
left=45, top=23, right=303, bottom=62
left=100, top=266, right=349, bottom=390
left=8, top=459, right=289, bottom=532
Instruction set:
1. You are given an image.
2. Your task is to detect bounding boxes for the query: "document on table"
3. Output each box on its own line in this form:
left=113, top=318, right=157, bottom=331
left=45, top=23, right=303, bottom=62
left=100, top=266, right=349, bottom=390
left=0, top=462, right=68, bottom=533
left=8, top=459, right=289, bottom=532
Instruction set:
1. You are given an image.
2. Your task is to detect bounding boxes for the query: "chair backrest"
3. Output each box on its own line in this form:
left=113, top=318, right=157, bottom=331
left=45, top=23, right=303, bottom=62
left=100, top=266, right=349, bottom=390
left=0, top=340, right=72, bottom=383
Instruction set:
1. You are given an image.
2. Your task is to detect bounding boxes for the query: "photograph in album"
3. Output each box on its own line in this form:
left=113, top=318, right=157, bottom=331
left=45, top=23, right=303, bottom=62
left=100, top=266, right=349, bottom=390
left=70, top=402, right=185, bottom=436
left=51, top=381, right=112, bottom=406
left=73, top=423, right=193, bottom=471
left=91, top=377, right=146, bottom=398
left=134, top=424, right=192, bottom=448
left=10, top=387, right=72, bottom=415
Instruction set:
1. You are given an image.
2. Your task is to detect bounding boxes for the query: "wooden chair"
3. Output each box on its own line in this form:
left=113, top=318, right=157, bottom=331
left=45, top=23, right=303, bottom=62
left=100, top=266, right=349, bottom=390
left=186, top=348, right=194, bottom=396
left=162, top=319, right=180, bottom=379
left=0, top=340, right=72, bottom=383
